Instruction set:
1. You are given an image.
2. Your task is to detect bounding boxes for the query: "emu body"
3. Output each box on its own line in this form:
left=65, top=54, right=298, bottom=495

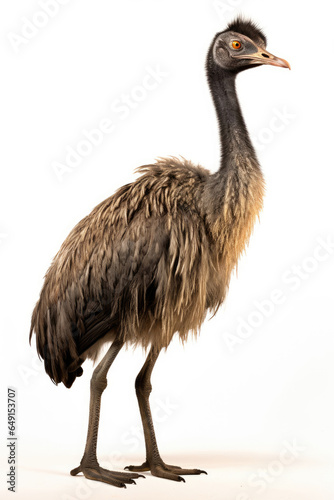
left=30, top=18, right=289, bottom=487
left=31, top=157, right=263, bottom=387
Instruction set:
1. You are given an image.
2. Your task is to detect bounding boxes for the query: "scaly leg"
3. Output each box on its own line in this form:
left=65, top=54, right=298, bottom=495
left=71, top=339, right=144, bottom=488
left=125, top=346, right=206, bottom=481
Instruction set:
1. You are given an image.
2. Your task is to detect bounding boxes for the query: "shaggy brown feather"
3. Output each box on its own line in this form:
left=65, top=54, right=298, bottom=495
left=29, top=17, right=275, bottom=389
left=28, top=17, right=291, bottom=489
left=30, top=155, right=263, bottom=387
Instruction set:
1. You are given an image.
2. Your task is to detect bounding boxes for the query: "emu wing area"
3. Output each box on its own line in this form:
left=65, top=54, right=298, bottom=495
left=31, top=159, right=222, bottom=385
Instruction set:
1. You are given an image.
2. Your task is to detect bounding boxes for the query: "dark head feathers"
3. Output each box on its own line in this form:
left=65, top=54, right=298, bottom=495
left=225, top=17, right=267, bottom=47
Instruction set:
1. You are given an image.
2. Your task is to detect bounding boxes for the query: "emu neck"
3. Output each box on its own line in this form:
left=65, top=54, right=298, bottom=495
left=209, top=69, right=256, bottom=168
left=202, top=67, right=265, bottom=271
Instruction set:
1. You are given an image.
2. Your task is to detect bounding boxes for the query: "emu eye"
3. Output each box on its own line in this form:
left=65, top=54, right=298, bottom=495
left=231, top=40, right=242, bottom=50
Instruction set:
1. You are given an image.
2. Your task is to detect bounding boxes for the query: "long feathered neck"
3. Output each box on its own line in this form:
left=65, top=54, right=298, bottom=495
left=208, top=66, right=257, bottom=169
left=202, top=61, right=265, bottom=272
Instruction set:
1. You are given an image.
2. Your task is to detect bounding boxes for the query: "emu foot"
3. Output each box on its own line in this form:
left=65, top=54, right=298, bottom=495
left=125, top=460, right=207, bottom=482
left=71, top=462, right=144, bottom=488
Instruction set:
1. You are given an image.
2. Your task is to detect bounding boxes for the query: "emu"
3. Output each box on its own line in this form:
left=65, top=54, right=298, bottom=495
left=30, top=18, right=289, bottom=487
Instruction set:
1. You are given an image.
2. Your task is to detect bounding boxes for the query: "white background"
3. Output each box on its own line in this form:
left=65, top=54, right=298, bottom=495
left=1, top=1, right=333, bottom=499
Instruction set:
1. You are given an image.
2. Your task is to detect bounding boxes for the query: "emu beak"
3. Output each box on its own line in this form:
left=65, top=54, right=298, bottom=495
left=235, top=46, right=291, bottom=69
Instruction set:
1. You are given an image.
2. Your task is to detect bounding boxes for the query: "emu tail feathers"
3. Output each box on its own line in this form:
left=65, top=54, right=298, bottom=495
left=29, top=299, right=83, bottom=388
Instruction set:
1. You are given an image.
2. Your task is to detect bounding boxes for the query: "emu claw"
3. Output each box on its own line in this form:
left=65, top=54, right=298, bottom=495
left=70, top=463, right=144, bottom=487
left=124, top=460, right=207, bottom=482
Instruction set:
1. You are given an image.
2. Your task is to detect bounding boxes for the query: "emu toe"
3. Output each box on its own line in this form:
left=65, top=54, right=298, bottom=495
left=125, top=460, right=207, bottom=481
left=71, top=463, right=144, bottom=488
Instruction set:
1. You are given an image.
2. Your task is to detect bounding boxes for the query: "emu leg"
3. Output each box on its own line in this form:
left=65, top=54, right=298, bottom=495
left=70, top=339, right=144, bottom=488
left=125, top=346, right=206, bottom=481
